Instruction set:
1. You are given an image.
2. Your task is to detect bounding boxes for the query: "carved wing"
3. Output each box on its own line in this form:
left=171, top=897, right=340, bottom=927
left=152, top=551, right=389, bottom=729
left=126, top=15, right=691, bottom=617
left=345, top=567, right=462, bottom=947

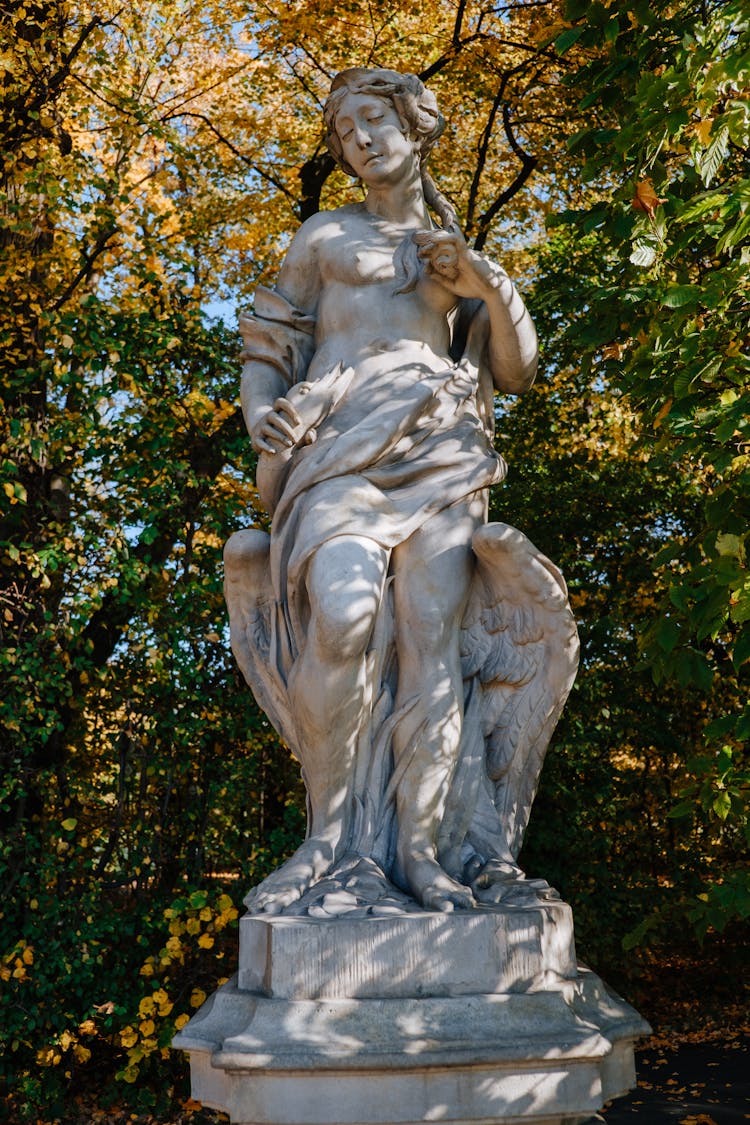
left=223, top=528, right=299, bottom=755
left=459, top=523, right=579, bottom=861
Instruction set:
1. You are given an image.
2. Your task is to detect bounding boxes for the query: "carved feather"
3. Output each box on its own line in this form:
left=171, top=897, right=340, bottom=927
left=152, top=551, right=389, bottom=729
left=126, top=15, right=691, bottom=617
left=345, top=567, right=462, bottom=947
left=461, top=523, right=579, bottom=861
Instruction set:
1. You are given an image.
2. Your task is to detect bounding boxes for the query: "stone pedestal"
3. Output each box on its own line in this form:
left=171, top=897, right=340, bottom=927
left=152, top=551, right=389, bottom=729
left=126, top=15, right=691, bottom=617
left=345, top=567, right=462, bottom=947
left=174, top=900, right=649, bottom=1124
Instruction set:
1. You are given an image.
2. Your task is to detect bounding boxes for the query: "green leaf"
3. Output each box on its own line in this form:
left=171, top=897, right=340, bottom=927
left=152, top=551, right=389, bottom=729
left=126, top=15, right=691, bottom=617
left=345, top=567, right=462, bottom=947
left=655, top=617, right=681, bottom=653
left=555, top=26, right=586, bottom=55
left=61, top=818, right=78, bottom=831
left=677, top=190, right=729, bottom=223
left=732, top=624, right=750, bottom=670
left=661, top=284, right=699, bottom=308
left=696, top=126, right=730, bottom=186
left=716, top=211, right=750, bottom=256
left=667, top=800, right=696, bottom=819
left=630, top=238, right=657, bottom=267
left=715, top=533, right=743, bottom=559
left=730, top=579, right=750, bottom=624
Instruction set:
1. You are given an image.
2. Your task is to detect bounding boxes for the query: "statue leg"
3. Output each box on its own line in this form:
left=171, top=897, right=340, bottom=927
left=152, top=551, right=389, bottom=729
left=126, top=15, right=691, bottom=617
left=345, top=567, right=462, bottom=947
left=391, top=495, right=484, bottom=912
left=246, top=534, right=389, bottom=914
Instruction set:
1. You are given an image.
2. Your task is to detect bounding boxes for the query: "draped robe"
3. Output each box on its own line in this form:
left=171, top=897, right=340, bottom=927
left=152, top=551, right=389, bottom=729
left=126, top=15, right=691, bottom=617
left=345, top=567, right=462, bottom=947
left=226, top=285, right=579, bottom=911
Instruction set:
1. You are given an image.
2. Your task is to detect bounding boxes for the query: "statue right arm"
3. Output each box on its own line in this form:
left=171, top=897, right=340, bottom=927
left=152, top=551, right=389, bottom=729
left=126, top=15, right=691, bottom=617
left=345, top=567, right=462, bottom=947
left=240, top=218, right=325, bottom=453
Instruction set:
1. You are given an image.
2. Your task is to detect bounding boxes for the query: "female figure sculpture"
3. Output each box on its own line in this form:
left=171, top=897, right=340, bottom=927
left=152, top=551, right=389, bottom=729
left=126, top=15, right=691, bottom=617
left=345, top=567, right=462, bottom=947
left=225, top=68, right=578, bottom=916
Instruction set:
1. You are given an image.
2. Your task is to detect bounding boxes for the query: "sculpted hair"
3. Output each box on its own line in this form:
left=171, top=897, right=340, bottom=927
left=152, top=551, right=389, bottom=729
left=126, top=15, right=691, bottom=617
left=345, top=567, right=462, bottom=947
left=323, top=68, right=458, bottom=231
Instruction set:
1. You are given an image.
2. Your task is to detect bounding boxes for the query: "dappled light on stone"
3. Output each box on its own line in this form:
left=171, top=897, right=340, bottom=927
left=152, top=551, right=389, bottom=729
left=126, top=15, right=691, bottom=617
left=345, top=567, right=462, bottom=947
left=174, top=65, right=649, bottom=1125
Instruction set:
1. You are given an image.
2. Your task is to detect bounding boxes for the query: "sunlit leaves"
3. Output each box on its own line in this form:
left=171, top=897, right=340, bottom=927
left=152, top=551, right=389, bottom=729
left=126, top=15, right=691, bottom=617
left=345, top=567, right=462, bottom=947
left=542, top=0, right=750, bottom=939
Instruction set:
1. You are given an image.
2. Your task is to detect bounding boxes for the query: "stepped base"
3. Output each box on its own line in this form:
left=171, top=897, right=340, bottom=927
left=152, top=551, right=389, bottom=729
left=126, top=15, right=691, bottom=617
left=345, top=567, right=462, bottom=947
left=174, top=907, right=649, bottom=1124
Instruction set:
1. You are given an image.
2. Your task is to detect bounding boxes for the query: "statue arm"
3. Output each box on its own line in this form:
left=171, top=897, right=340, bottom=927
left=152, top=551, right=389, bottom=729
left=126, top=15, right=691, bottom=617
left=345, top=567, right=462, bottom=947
left=480, top=275, right=538, bottom=396
left=239, top=220, right=323, bottom=453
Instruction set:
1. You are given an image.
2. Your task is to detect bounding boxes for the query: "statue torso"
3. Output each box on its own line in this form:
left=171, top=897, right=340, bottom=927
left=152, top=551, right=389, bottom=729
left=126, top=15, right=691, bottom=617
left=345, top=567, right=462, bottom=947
left=308, top=204, right=459, bottom=391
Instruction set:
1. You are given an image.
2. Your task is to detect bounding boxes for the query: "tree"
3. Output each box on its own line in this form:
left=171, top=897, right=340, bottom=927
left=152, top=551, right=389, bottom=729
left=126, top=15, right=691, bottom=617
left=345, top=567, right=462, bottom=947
left=3, top=0, right=744, bottom=1117
left=539, top=0, right=750, bottom=938
left=1, top=1, right=595, bottom=1116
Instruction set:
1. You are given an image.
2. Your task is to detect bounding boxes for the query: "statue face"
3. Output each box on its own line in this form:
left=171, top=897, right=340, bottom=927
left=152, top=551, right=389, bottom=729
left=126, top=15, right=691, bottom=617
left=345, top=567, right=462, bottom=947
left=333, top=91, right=417, bottom=186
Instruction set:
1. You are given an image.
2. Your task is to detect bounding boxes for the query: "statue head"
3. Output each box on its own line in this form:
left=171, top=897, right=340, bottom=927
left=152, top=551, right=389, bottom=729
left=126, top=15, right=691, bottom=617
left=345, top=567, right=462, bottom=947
left=324, top=68, right=446, bottom=174
left=323, top=67, right=456, bottom=230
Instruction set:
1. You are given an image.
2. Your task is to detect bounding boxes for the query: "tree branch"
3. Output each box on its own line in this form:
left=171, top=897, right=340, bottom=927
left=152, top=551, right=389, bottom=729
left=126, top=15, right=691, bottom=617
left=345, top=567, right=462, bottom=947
left=452, top=0, right=468, bottom=47
left=163, top=111, right=297, bottom=203
left=419, top=32, right=490, bottom=82
left=52, top=226, right=118, bottom=312
left=473, top=101, right=537, bottom=250
left=466, top=83, right=507, bottom=234
left=298, top=149, right=336, bottom=221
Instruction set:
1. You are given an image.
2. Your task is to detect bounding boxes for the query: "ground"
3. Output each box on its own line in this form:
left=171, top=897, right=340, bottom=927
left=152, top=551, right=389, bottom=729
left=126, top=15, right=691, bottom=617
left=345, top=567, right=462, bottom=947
left=602, top=1033, right=750, bottom=1123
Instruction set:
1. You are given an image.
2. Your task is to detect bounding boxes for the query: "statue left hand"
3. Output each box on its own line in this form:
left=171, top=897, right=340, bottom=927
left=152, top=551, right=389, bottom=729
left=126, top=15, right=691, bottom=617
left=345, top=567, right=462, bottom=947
left=413, top=226, right=509, bottom=301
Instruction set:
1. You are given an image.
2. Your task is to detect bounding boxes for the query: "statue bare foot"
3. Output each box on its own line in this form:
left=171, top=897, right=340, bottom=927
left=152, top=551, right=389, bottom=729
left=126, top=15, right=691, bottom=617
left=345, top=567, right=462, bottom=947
left=470, top=858, right=558, bottom=904
left=403, top=853, right=475, bottom=912
left=244, top=837, right=336, bottom=914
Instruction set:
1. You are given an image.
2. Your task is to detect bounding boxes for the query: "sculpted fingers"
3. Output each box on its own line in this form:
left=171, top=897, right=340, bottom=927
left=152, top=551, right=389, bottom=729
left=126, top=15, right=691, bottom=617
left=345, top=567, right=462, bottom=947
left=273, top=396, right=302, bottom=428
left=252, top=432, right=277, bottom=454
left=253, top=405, right=300, bottom=454
left=414, top=231, right=460, bottom=280
left=414, top=229, right=510, bottom=299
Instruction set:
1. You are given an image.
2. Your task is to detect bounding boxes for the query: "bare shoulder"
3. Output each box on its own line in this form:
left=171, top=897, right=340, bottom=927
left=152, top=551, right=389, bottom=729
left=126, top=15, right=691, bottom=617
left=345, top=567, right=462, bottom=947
left=291, top=204, right=362, bottom=253
left=277, top=205, right=362, bottom=313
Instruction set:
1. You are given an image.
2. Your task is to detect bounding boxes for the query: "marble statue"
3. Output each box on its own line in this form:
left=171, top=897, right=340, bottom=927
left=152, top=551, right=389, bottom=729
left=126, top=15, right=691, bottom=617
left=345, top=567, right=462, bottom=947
left=224, top=67, right=579, bottom=919
left=176, top=70, right=650, bottom=1125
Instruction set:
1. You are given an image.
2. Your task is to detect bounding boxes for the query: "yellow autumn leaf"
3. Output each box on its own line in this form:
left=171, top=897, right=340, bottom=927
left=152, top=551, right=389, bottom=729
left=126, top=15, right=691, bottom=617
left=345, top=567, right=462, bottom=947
left=119, top=1026, right=138, bottom=1048
left=653, top=398, right=673, bottom=429
left=632, top=177, right=667, bottom=219
left=686, top=118, right=714, bottom=145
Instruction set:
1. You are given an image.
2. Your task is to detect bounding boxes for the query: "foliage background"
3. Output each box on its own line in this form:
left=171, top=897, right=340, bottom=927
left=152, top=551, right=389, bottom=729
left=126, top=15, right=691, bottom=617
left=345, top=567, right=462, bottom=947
left=1, top=0, right=747, bottom=1120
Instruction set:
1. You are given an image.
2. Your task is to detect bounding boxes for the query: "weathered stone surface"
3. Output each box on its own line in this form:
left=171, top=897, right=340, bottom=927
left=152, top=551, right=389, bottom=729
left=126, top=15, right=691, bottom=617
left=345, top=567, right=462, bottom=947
left=224, top=66, right=578, bottom=920
left=238, top=905, right=577, bottom=999
left=174, top=65, right=650, bottom=1125
left=174, top=964, right=648, bottom=1124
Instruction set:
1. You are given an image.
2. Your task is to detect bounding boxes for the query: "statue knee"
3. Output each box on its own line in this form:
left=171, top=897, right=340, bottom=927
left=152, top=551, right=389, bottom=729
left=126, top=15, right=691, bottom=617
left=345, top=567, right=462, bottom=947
left=224, top=530, right=272, bottom=607
left=224, top=528, right=270, bottom=574
left=310, top=586, right=378, bottom=660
